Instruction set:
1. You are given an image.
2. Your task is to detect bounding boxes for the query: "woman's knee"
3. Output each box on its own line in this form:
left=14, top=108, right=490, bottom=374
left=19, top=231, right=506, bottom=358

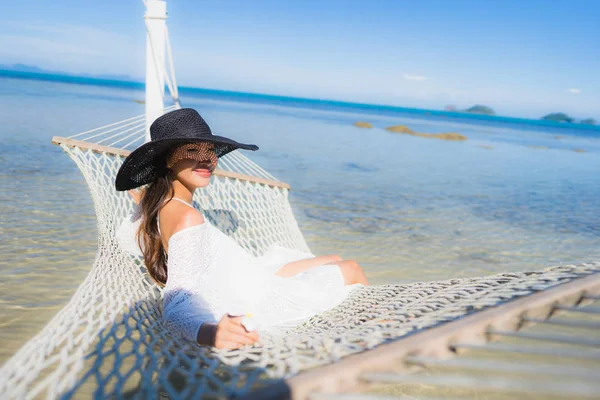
left=339, top=260, right=365, bottom=284
left=346, top=260, right=362, bottom=272
left=329, top=254, right=343, bottom=262
left=324, top=254, right=343, bottom=265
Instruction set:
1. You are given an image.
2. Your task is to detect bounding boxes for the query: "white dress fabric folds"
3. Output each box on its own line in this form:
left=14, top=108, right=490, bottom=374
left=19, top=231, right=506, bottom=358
left=118, top=214, right=358, bottom=342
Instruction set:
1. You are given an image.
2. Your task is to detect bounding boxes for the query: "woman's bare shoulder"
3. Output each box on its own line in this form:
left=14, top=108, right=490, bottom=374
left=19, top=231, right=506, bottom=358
left=159, top=201, right=205, bottom=239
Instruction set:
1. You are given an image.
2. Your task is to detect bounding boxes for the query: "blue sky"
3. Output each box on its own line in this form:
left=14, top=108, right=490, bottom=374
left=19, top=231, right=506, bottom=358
left=1, top=0, right=599, bottom=118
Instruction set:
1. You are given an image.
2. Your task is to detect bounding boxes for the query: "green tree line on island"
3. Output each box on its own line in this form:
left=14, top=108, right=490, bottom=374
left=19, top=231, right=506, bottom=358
left=541, top=112, right=597, bottom=125
left=449, top=104, right=597, bottom=125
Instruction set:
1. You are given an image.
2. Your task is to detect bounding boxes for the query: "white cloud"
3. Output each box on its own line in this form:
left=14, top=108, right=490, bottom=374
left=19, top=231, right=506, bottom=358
left=567, top=88, right=581, bottom=94
left=403, top=74, right=427, bottom=82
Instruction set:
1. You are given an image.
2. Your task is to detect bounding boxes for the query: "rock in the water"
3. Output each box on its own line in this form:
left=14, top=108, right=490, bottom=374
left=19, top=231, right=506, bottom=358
left=385, top=125, right=415, bottom=134
left=573, top=148, right=586, bottom=153
left=427, top=132, right=467, bottom=141
left=478, top=145, right=493, bottom=149
left=133, top=99, right=145, bottom=104
left=353, top=121, right=373, bottom=128
left=409, top=132, right=467, bottom=141
left=386, top=125, right=467, bottom=141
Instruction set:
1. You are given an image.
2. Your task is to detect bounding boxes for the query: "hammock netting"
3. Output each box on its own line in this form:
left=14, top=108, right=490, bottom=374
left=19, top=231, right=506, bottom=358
left=1, top=112, right=598, bottom=399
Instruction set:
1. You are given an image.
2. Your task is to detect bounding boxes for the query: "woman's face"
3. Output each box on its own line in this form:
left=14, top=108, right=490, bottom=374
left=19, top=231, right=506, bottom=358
left=166, top=143, right=218, bottom=189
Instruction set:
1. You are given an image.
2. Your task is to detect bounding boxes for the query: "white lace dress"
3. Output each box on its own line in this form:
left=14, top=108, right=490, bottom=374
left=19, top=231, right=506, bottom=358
left=116, top=204, right=358, bottom=342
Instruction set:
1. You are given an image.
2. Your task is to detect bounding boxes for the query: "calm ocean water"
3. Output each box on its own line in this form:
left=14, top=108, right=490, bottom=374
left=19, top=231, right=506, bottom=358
left=1, top=75, right=599, bottom=362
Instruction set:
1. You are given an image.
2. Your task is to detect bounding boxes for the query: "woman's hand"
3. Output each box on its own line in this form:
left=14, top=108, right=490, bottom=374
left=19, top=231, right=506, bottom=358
left=197, top=315, right=259, bottom=349
left=214, top=314, right=259, bottom=349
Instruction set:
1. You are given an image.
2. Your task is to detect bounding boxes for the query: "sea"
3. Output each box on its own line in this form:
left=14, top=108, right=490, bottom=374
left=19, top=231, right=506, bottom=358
left=1, top=72, right=599, bottom=363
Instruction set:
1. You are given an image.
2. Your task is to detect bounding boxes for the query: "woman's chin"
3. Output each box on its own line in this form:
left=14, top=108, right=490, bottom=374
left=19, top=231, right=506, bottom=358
left=191, top=177, right=212, bottom=188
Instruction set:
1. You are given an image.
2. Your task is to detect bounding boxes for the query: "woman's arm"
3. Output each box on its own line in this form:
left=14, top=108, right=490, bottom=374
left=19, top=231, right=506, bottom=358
left=163, top=288, right=258, bottom=348
left=162, top=287, right=213, bottom=342
left=275, top=254, right=342, bottom=278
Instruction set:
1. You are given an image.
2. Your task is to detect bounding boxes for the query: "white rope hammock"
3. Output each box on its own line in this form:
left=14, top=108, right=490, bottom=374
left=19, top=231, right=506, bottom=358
left=1, top=110, right=598, bottom=399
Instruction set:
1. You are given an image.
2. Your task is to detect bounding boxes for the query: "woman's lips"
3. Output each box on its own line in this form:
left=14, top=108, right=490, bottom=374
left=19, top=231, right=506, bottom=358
left=193, top=169, right=212, bottom=178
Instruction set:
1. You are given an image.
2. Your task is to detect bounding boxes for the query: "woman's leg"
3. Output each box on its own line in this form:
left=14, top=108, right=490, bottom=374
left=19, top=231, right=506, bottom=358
left=332, top=260, right=369, bottom=286
left=275, top=254, right=342, bottom=278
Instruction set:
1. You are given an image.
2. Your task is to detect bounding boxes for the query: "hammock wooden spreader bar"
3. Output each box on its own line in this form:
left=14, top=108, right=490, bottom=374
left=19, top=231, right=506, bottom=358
left=249, top=272, right=600, bottom=399
left=51, top=136, right=291, bottom=190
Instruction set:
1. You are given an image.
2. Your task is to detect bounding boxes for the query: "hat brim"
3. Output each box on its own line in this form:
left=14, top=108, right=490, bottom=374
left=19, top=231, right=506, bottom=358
left=115, top=136, right=258, bottom=191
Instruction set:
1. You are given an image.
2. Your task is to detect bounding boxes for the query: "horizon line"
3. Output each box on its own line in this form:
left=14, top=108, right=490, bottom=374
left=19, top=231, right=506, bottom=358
left=0, top=68, right=598, bottom=132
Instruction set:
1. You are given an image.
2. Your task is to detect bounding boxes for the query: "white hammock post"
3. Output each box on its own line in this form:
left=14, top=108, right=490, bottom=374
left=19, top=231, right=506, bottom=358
left=144, top=0, right=167, bottom=141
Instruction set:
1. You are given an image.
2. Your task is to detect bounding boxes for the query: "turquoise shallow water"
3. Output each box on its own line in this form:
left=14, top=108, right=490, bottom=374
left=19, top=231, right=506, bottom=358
left=1, top=76, right=599, bottom=362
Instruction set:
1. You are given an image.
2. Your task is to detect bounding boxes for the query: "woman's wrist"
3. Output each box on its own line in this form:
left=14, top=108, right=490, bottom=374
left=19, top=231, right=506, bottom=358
left=196, top=323, right=218, bottom=346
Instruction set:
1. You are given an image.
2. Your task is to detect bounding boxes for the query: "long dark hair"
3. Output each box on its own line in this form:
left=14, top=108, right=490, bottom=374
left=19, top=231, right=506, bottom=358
left=137, top=174, right=174, bottom=286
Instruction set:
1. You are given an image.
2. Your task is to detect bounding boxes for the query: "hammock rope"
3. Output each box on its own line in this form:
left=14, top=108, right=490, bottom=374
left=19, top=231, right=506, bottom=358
left=1, top=110, right=598, bottom=399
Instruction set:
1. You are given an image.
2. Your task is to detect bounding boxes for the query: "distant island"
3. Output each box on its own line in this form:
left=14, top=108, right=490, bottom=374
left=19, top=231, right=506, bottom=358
left=542, top=112, right=575, bottom=123
left=463, top=105, right=496, bottom=116
left=541, top=113, right=597, bottom=125
left=445, top=104, right=597, bottom=126
left=0, top=63, right=138, bottom=82
left=443, top=104, right=496, bottom=115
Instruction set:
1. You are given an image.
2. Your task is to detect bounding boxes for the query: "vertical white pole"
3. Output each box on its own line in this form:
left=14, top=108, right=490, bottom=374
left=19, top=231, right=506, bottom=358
left=144, top=0, right=167, bottom=142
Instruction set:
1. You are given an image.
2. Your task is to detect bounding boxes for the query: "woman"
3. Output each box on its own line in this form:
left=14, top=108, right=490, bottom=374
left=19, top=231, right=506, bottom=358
left=115, top=108, right=368, bottom=349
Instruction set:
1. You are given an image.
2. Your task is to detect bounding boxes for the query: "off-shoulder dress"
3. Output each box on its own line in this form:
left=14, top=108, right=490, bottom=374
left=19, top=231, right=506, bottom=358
left=117, top=198, right=359, bottom=342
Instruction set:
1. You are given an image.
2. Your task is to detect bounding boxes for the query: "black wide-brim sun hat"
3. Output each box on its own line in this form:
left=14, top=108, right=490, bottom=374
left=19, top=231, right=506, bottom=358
left=115, top=108, right=258, bottom=191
